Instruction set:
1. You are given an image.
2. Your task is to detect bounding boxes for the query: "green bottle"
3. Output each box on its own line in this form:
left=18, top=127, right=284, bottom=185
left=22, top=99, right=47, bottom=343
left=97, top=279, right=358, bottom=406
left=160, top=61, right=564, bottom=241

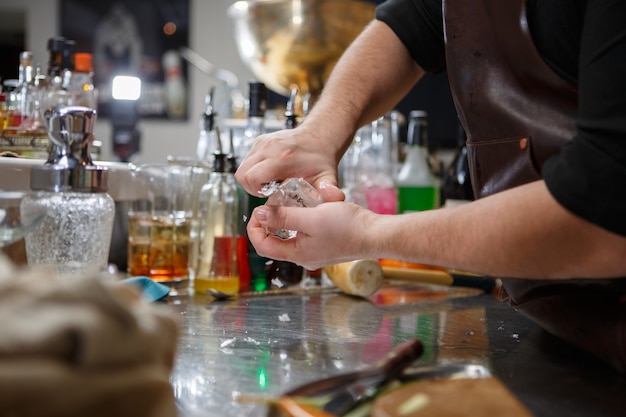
left=396, top=110, right=440, bottom=213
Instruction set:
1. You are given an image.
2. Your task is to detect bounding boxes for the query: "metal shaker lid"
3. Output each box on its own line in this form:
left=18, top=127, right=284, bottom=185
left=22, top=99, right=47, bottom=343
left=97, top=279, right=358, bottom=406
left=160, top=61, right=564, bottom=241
left=30, top=106, right=109, bottom=193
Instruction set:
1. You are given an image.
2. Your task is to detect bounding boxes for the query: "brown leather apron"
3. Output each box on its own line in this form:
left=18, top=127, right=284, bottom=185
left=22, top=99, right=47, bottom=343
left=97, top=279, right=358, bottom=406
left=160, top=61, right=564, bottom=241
left=443, top=0, right=626, bottom=372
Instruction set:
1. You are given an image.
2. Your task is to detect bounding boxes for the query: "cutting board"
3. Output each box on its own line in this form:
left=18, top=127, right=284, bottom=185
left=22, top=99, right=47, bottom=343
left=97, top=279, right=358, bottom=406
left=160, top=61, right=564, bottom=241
left=371, top=376, right=534, bottom=417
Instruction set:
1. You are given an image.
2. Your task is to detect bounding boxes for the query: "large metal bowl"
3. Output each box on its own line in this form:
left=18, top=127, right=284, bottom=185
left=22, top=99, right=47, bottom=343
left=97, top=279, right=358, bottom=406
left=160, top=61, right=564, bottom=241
left=228, top=0, right=375, bottom=101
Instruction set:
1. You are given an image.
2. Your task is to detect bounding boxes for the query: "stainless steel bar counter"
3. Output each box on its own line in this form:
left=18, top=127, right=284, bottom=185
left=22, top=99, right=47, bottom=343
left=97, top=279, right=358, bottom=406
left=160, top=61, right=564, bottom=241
left=167, top=283, right=625, bottom=417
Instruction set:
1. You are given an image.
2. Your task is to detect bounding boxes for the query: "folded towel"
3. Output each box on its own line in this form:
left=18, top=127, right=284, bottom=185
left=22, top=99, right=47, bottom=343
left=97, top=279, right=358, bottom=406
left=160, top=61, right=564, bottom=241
left=120, top=276, right=171, bottom=302
left=0, top=253, right=179, bottom=417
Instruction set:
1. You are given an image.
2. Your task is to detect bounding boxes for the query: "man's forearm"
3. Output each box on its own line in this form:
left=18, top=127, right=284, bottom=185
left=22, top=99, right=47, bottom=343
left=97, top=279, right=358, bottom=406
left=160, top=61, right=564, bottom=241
left=371, top=180, right=626, bottom=279
left=302, top=20, right=424, bottom=161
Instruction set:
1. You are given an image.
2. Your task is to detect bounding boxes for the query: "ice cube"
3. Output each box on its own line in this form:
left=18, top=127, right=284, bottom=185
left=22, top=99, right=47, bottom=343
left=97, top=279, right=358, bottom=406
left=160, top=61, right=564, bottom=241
left=260, top=178, right=323, bottom=239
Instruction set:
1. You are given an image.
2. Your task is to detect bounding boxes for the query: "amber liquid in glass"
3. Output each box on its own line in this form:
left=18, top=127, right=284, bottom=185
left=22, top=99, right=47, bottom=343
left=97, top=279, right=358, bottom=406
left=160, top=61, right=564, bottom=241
left=127, top=214, right=191, bottom=282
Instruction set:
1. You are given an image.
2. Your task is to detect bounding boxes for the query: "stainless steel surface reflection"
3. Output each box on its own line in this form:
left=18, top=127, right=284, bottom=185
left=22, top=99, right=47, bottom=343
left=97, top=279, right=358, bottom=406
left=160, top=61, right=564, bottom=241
left=169, top=284, right=626, bottom=417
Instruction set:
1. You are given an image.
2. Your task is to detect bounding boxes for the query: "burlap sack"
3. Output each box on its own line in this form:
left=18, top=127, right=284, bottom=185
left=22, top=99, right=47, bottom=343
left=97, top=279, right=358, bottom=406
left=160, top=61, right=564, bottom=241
left=0, top=254, right=179, bottom=417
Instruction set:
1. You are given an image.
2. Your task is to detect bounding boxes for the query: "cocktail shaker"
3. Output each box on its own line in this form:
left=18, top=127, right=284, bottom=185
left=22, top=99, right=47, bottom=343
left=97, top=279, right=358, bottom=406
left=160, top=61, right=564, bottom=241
left=21, top=106, right=115, bottom=275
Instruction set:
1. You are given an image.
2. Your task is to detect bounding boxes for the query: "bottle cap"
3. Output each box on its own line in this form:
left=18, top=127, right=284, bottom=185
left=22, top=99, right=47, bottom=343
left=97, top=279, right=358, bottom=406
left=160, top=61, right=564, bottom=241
left=284, top=87, right=298, bottom=128
left=61, top=39, right=76, bottom=71
left=248, top=81, right=267, bottom=118
left=47, top=37, right=66, bottom=76
left=1, top=79, right=19, bottom=92
left=20, top=51, right=33, bottom=66
left=409, top=110, right=428, bottom=119
left=213, top=152, right=227, bottom=173
left=407, top=110, right=428, bottom=147
left=226, top=129, right=238, bottom=173
left=74, top=52, right=93, bottom=73
left=202, top=87, right=216, bottom=131
left=47, top=36, right=66, bottom=52
left=227, top=154, right=238, bottom=174
left=30, top=106, right=108, bottom=193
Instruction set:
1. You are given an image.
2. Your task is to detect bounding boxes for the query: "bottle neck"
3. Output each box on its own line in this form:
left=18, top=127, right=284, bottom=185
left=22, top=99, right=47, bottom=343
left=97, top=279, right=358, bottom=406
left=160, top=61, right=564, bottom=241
left=397, top=145, right=437, bottom=185
left=19, top=64, right=33, bottom=85
left=202, top=113, right=215, bottom=132
left=47, top=51, right=63, bottom=78
left=248, top=82, right=267, bottom=118
left=404, top=144, right=431, bottom=163
left=61, top=69, right=73, bottom=90
left=407, top=112, right=428, bottom=147
left=245, top=116, right=265, bottom=137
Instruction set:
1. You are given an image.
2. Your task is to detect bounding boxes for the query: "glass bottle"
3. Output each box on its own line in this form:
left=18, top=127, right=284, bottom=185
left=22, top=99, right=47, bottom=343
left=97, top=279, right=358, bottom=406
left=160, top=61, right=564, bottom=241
left=20, top=64, right=49, bottom=134
left=241, top=81, right=270, bottom=291
left=46, top=37, right=66, bottom=81
left=355, top=117, right=398, bottom=214
left=267, top=88, right=304, bottom=287
left=238, top=81, right=267, bottom=160
left=227, top=136, right=251, bottom=291
left=386, top=110, right=403, bottom=180
left=67, top=52, right=96, bottom=110
left=0, top=93, right=8, bottom=130
left=442, top=123, right=474, bottom=207
left=1, top=70, right=48, bottom=159
left=195, top=87, right=219, bottom=165
left=46, top=38, right=76, bottom=110
left=396, top=110, right=440, bottom=213
left=192, top=149, right=240, bottom=296
left=21, top=106, right=115, bottom=276
left=8, top=51, right=34, bottom=129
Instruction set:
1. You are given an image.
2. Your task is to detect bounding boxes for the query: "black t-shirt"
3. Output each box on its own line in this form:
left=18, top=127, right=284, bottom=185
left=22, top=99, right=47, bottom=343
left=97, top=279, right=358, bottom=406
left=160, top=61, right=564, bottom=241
left=376, top=0, right=626, bottom=237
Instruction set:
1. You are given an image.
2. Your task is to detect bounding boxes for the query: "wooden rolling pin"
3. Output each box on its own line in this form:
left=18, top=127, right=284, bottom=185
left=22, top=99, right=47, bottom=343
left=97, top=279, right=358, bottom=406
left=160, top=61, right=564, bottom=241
left=324, top=260, right=496, bottom=297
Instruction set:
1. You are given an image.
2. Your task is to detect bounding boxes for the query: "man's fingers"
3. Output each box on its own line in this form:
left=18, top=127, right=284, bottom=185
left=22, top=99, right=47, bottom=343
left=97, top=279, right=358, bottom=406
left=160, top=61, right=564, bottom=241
left=247, top=206, right=297, bottom=261
left=315, top=178, right=345, bottom=202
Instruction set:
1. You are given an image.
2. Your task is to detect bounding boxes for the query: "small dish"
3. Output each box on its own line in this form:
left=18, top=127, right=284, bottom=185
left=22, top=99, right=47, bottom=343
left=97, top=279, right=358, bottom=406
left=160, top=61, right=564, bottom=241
left=0, top=191, right=47, bottom=248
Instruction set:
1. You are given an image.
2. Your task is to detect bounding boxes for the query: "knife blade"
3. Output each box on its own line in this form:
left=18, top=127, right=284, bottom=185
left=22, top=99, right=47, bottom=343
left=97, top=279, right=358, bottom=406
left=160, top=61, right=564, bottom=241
left=321, top=338, right=423, bottom=415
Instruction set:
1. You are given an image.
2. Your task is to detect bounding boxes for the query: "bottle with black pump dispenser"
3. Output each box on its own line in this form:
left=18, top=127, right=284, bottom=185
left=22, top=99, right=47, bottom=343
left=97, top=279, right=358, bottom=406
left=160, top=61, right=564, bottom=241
left=192, top=127, right=240, bottom=295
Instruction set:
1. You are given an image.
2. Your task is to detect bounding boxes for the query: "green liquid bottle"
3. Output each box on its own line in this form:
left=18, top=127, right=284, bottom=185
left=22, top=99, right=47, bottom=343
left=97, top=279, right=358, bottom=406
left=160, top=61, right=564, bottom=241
left=396, top=110, right=440, bottom=213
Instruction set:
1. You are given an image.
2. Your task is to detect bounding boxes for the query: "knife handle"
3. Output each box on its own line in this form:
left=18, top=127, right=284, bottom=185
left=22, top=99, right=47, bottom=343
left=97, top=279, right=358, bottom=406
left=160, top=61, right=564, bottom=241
left=449, top=272, right=497, bottom=293
left=376, top=338, right=424, bottom=379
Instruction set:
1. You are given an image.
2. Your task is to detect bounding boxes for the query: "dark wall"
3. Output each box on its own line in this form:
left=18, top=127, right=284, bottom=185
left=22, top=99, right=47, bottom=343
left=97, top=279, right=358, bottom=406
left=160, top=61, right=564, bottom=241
left=0, top=11, right=26, bottom=87
left=394, top=72, right=459, bottom=149
left=367, top=0, right=459, bottom=148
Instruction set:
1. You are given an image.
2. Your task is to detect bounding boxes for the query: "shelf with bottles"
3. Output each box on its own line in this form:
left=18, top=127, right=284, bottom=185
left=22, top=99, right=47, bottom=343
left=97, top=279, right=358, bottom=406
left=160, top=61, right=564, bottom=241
left=0, top=129, right=50, bottom=159
left=0, top=129, right=102, bottom=161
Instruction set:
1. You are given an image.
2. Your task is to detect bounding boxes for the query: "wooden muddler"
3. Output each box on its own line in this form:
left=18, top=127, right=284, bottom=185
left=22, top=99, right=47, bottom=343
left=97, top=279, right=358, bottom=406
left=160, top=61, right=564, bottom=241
left=323, top=259, right=384, bottom=297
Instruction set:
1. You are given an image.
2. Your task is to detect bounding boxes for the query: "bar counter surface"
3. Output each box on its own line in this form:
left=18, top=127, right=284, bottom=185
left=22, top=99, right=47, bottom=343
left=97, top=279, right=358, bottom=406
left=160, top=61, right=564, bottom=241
left=167, top=283, right=625, bottom=417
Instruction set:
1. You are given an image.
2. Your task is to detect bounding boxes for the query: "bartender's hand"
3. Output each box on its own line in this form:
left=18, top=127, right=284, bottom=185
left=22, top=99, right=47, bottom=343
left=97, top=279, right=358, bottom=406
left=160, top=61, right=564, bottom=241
left=235, top=125, right=346, bottom=203
left=247, top=202, right=375, bottom=270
